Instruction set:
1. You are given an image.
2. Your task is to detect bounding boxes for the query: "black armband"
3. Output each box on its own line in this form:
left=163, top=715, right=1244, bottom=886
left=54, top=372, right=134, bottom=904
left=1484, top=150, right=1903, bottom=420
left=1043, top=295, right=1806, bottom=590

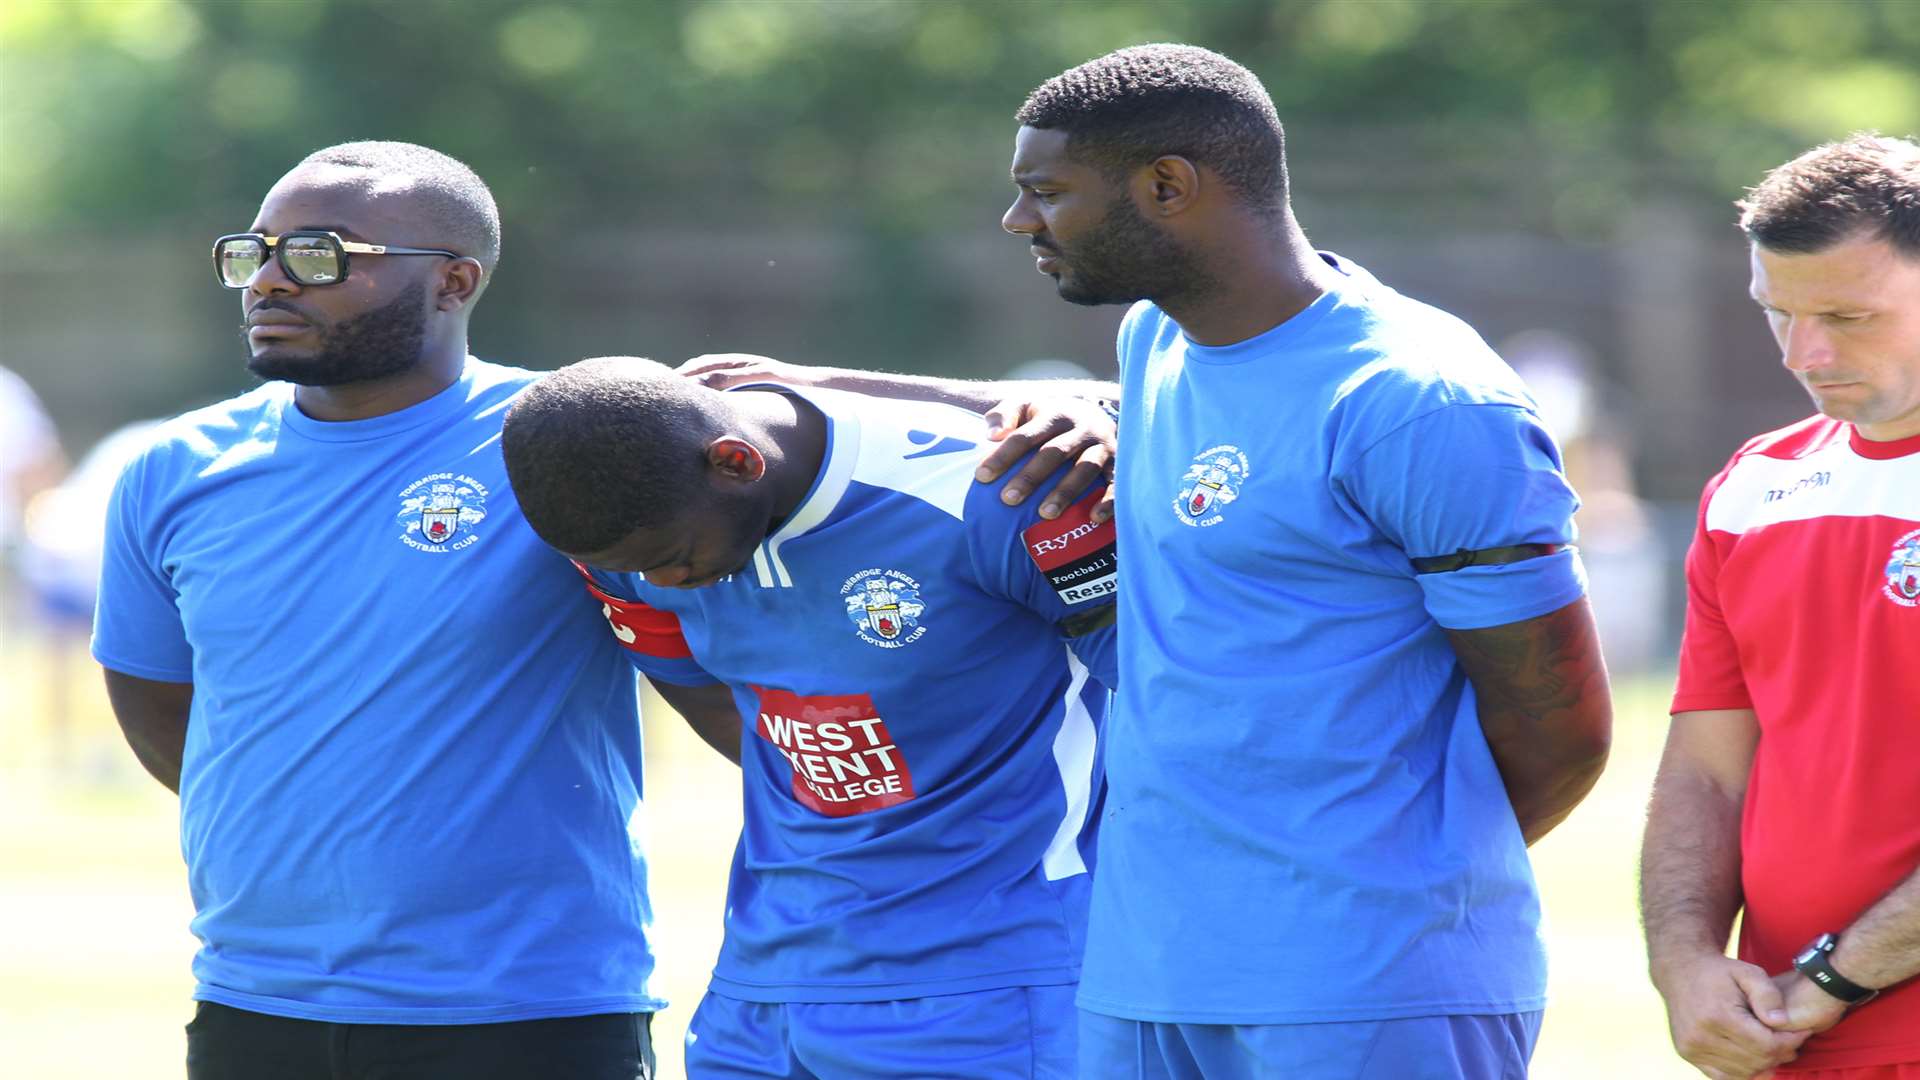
left=1409, top=543, right=1562, bottom=575
left=1058, top=603, right=1117, bottom=639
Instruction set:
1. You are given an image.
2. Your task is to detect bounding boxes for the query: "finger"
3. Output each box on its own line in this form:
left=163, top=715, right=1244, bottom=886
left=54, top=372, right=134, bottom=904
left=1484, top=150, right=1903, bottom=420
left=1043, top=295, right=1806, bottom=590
left=976, top=428, right=1040, bottom=488
left=1004, top=441, right=1073, bottom=508
left=1731, top=966, right=1791, bottom=1028
left=982, top=400, right=1035, bottom=441
left=1092, top=485, right=1115, bottom=525
left=1680, top=1016, right=1795, bottom=1078
left=679, top=367, right=757, bottom=390
left=675, top=354, right=754, bottom=377
left=1037, top=449, right=1114, bottom=519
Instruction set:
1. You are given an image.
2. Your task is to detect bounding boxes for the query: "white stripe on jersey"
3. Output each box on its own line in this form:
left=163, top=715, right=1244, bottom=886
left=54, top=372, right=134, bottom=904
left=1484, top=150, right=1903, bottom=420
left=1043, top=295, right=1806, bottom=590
left=1042, top=650, right=1098, bottom=882
left=747, top=385, right=996, bottom=587
left=846, top=398, right=989, bottom=524
left=1705, top=440, right=1920, bottom=535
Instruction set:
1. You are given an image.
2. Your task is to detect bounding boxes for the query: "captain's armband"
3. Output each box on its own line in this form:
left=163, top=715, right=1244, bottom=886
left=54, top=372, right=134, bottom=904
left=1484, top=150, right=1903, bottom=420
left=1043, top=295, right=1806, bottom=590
left=1021, top=487, right=1117, bottom=610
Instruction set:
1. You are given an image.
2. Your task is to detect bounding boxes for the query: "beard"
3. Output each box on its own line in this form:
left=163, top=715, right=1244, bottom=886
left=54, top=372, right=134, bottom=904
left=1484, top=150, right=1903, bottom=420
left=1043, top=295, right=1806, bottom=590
left=1049, top=194, right=1213, bottom=308
left=244, top=282, right=429, bottom=386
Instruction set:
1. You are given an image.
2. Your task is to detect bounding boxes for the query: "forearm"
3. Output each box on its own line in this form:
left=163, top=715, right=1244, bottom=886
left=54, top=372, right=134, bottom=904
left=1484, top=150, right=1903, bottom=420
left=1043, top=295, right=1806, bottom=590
left=101, top=670, right=191, bottom=794
left=785, top=367, right=1116, bottom=413
left=1831, top=865, right=1920, bottom=990
left=1641, top=757, right=1747, bottom=984
left=651, top=679, right=742, bottom=765
left=1446, top=597, right=1612, bottom=844
left=121, top=723, right=185, bottom=792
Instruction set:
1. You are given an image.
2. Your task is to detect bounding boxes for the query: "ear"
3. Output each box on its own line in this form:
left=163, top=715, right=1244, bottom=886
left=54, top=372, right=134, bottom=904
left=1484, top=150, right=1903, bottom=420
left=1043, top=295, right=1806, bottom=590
left=1138, top=155, right=1202, bottom=217
left=706, top=436, right=767, bottom=483
left=434, top=257, right=486, bottom=312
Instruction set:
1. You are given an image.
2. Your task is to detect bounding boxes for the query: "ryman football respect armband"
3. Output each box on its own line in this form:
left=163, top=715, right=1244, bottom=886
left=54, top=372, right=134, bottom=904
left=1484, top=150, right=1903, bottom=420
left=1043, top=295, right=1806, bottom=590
left=1022, top=489, right=1117, bottom=634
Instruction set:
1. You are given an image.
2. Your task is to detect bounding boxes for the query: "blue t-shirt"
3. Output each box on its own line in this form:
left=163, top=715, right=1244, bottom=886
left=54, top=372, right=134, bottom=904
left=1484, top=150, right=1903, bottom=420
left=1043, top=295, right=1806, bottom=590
left=587, top=386, right=1117, bottom=1003
left=1079, top=255, right=1586, bottom=1024
left=91, top=359, right=663, bottom=1024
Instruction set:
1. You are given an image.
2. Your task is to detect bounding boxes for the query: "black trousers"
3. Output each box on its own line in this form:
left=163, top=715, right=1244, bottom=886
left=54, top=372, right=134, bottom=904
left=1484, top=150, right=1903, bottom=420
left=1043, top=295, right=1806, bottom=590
left=184, top=1001, right=655, bottom=1080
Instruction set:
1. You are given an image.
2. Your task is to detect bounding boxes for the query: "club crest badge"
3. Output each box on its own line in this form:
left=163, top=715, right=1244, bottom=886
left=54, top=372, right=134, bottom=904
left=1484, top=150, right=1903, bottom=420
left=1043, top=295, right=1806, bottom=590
left=1174, top=445, right=1250, bottom=527
left=396, top=473, right=489, bottom=552
left=1884, top=528, right=1920, bottom=607
left=841, top=569, right=928, bottom=648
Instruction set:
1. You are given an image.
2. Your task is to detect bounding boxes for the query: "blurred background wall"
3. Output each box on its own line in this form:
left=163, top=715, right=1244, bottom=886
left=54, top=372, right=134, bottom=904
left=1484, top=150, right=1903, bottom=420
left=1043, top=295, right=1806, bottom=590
left=3, top=2, right=1918, bottom=1076
left=8, top=0, right=1920, bottom=666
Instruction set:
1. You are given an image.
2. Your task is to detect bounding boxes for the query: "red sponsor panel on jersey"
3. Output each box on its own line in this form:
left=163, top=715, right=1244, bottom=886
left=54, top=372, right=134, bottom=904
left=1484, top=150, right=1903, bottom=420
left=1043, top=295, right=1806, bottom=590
left=753, top=688, right=915, bottom=817
left=570, top=561, right=695, bottom=659
left=1022, top=487, right=1117, bottom=607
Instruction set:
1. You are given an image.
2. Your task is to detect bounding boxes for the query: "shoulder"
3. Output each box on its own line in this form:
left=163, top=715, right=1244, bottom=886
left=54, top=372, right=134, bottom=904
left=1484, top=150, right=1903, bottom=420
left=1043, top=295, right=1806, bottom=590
left=1702, top=414, right=1846, bottom=504
left=1697, top=415, right=1854, bottom=532
left=1725, top=414, right=1846, bottom=466
left=833, top=389, right=994, bottom=524
left=130, top=384, right=289, bottom=471
left=1118, top=300, right=1174, bottom=359
left=1349, top=310, right=1528, bottom=411
left=458, top=357, right=542, bottom=423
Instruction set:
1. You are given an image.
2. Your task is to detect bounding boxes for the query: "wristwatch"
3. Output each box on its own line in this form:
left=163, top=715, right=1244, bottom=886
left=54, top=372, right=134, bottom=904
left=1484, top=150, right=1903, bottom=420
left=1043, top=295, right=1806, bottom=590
left=1792, top=932, right=1879, bottom=1006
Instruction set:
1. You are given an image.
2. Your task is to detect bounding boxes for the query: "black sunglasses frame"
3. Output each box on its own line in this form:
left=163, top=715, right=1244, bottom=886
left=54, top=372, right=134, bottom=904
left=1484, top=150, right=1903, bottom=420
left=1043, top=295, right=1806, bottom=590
left=211, top=231, right=462, bottom=289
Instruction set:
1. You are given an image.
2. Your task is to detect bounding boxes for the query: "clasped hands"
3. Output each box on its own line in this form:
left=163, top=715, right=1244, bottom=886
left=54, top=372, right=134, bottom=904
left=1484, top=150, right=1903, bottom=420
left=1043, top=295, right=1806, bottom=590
left=1661, top=954, right=1851, bottom=1080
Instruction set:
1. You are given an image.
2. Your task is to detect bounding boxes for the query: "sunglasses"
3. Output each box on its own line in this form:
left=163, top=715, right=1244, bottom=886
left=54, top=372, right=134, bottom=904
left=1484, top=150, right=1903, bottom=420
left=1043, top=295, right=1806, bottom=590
left=212, top=231, right=461, bottom=289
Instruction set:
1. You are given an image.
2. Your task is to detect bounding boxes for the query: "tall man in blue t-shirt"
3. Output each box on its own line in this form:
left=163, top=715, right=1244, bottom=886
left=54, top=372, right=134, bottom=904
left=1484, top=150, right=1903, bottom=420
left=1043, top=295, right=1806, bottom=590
left=689, top=44, right=1615, bottom=1079
left=91, top=142, right=747, bottom=1079
left=500, top=357, right=1120, bottom=1079
left=1005, top=44, right=1614, bottom=1079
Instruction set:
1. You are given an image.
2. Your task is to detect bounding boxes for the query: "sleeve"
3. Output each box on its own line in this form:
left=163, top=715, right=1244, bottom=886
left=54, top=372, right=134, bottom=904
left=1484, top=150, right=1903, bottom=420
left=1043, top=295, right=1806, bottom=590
left=1346, top=402, right=1588, bottom=631
left=969, top=477, right=1118, bottom=690
left=570, top=562, right=721, bottom=687
left=1669, top=464, right=1752, bottom=713
left=90, top=454, right=194, bottom=681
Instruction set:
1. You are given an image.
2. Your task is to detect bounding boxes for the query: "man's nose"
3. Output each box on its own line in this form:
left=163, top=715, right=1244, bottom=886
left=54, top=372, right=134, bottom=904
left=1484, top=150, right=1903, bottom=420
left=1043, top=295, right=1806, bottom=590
left=1002, top=194, right=1040, bottom=236
left=1780, top=318, right=1836, bottom=373
left=247, top=249, right=299, bottom=298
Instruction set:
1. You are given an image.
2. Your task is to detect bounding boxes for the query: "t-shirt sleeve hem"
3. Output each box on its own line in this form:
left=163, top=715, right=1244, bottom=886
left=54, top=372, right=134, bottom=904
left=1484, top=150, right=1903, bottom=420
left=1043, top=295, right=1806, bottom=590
left=1422, top=549, right=1588, bottom=630
left=91, top=647, right=193, bottom=684
left=1669, top=691, right=1754, bottom=714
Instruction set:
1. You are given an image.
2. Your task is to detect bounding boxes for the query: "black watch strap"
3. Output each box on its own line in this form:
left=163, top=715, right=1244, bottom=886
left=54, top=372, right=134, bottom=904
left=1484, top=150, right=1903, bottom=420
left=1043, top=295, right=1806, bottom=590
left=1793, top=933, right=1879, bottom=1005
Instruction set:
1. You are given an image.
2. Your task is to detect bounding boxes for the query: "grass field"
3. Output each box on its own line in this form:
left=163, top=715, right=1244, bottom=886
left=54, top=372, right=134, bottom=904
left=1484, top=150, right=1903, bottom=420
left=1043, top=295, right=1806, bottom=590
left=0, top=621, right=1704, bottom=1079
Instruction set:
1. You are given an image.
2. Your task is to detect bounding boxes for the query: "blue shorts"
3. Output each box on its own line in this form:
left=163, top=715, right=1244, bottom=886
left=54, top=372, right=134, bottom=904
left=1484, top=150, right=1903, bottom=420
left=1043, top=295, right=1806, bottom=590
left=1077, top=1010, right=1543, bottom=1080
left=685, top=985, right=1077, bottom=1079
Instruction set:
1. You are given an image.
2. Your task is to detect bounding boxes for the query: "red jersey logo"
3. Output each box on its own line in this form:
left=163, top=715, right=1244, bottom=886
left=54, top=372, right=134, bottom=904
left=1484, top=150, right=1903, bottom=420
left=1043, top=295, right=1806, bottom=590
left=754, top=688, right=915, bottom=816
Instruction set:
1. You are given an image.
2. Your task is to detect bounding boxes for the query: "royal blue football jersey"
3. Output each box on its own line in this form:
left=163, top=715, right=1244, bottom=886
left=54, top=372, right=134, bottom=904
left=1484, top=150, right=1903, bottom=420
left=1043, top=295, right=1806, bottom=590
left=583, top=385, right=1117, bottom=1003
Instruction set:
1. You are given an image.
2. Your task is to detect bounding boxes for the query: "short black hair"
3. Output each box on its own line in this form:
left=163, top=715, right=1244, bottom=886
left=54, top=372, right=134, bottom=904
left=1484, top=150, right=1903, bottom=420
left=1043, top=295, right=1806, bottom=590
left=1739, top=132, right=1920, bottom=257
left=502, top=357, right=717, bottom=556
left=1016, top=43, right=1288, bottom=212
left=300, top=141, right=503, bottom=272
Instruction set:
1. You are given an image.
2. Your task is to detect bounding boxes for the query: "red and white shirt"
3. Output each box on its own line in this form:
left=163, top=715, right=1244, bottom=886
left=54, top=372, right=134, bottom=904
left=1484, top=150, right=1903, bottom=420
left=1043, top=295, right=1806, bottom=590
left=1675, top=415, right=1920, bottom=1070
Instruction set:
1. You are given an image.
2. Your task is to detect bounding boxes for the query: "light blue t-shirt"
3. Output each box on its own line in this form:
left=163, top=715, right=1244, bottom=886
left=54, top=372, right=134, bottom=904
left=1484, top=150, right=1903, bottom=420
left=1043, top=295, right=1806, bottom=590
left=586, top=386, right=1117, bottom=1003
left=91, top=359, right=664, bottom=1024
left=1079, top=255, right=1586, bottom=1024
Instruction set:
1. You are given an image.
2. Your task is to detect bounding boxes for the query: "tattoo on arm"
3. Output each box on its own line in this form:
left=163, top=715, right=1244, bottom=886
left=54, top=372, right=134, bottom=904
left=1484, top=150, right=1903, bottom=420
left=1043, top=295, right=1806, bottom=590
left=1446, top=598, right=1612, bottom=844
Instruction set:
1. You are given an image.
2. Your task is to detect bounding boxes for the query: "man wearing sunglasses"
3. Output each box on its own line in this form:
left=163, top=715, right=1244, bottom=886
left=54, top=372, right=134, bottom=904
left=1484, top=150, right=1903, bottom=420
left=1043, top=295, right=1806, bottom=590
left=90, top=141, right=726, bottom=1079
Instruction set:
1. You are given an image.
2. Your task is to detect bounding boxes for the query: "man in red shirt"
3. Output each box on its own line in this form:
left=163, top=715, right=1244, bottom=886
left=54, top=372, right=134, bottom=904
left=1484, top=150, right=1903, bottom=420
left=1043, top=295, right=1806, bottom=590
left=1643, top=133, right=1920, bottom=1080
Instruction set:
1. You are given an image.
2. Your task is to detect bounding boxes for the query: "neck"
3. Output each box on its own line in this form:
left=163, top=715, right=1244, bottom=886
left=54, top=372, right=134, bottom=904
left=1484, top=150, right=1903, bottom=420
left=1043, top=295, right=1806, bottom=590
left=291, top=337, right=468, bottom=422
left=1158, top=212, right=1334, bottom=347
left=733, top=389, right=829, bottom=524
